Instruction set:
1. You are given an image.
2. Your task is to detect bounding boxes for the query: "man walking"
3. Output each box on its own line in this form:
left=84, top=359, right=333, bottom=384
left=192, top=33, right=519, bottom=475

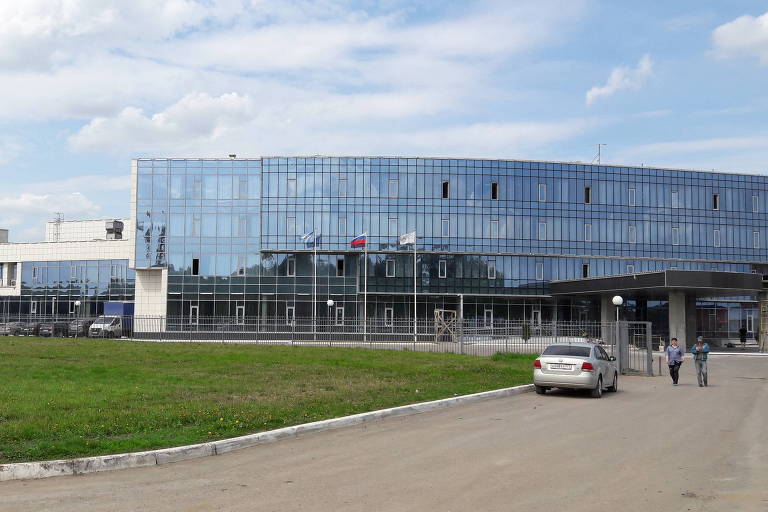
left=665, top=337, right=684, bottom=386
left=738, top=326, right=747, bottom=351
left=691, top=336, right=710, bottom=387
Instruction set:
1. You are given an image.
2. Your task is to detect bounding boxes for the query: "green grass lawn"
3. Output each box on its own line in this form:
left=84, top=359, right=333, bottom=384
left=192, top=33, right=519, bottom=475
left=0, top=338, right=534, bottom=463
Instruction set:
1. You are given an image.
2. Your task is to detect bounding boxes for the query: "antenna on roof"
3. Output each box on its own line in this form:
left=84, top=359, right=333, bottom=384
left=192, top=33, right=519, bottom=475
left=53, top=212, right=63, bottom=242
left=591, top=144, right=607, bottom=164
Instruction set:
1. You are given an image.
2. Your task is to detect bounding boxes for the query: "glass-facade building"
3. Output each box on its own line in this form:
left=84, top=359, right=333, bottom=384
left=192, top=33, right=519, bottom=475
left=134, top=157, right=767, bottom=332
left=0, top=259, right=134, bottom=317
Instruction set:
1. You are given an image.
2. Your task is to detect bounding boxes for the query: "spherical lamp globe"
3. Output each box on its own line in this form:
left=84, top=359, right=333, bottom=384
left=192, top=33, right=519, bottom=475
left=611, top=296, right=624, bottom=307
left=326, top=299, right=334, bottom=307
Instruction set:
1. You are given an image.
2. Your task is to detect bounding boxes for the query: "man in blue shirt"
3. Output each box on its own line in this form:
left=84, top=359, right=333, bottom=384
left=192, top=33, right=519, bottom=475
left=665, top=337, right=684, bottom=386
left=691, top=336, right=710, bottom=387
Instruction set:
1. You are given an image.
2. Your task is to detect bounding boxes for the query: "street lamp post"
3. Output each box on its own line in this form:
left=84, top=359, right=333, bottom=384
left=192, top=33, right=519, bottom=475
left=74, top=300, right=81, bottom=338
left=612, top=295, right=623, bottom=373
left=326, top=299, right=334, bottom=345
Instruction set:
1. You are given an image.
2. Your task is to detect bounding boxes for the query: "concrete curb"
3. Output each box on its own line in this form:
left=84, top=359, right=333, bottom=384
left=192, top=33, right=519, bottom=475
left=0, top=383, right=533, bottom=482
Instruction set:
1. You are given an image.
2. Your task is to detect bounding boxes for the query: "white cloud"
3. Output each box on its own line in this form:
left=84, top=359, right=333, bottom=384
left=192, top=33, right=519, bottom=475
left=0, top=192, right=102, bottom=242
left=585, top=55, right=654, bottom=106
left=615, top=135, right=768, bottom=173
left=712, top=11, right=768, bottom=64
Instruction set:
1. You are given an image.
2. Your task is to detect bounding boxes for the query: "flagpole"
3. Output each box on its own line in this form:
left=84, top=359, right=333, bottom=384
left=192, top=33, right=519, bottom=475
left=313, top=228, right=317, bottom=342
left=363, top=236, right=368, bottom=343
left=413, top=235, right=417, bottom=344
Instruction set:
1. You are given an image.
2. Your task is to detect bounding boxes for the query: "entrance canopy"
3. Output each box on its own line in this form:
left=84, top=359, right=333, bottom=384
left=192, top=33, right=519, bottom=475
left=551, top=270, right=765, bottom=300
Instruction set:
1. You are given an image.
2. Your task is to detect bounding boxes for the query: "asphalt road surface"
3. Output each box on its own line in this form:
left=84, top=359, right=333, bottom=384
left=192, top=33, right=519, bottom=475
left=2, top=355, right=766, bottom=512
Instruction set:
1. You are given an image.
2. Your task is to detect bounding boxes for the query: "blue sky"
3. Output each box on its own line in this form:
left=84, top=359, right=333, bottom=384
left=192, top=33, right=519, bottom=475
left=2, top=0, right=768, bottom=241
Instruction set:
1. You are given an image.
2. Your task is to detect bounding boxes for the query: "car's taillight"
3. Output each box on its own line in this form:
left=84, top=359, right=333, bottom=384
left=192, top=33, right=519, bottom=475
left=581, top=362, right=594, bottom=371
left=534, top=359, right=541, bottom=368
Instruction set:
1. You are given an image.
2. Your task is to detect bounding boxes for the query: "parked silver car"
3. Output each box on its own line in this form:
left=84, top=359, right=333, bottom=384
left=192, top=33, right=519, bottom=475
left=533, top=342, right=618, bottom=398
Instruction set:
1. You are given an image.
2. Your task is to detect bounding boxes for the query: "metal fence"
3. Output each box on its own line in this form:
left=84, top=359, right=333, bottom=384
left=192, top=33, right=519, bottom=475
left=0, top=314, right=654, bottom=374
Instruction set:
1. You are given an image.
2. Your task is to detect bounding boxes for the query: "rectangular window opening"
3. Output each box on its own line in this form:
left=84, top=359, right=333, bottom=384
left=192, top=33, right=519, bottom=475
left=338, top=178, right=347, bottom=197
left=441, top=218, right=450, bottom=237
left=287, top=216, right=296, bottom=236
left=671, top=190, right=679, bottom=208
left=584, top=186, right=592, bottom=204
left=628, top=188, right=636, bottom=206
left=441, top=180, right=449, bottom=199
left=438, top=259, right=447, bottom=279
left=490, top=220, right=499, bottom=239
left=713, top=229, right=721, bottom=248
left=672, top=226, right=680, bottom=245
left=384, top=307, right=394, bottom=327
left=487, top=260, right=496, bottom=280
left=754, top=231, right=760, bottom=249
left=582, top=264, right=590, bottom=278
left=538, top=183, right=546, bottom=202
left=626, top=264, right=635, bottom=274
left=237, top=256, right=247, bottom=276
left=628, top=225, right=637, bottom=244
left=388, top=179, right=399, bottom=198
left=335, top=306, right=345, bottom=326
left=538, top=222, right=547, bottom=241
left=191, top=258, right=200, bottom=276
left=388, top=218, right=398, bottom=237
left=491, top=182, right=499, bottom=200
left=584, top=223, right=592, bottom=242
left=287, top=256, right=296, bottom=277
left=535, top=262, right=544, bottom=281
left=338, top=217, right=347, bottom=236
left=386, top=259, right=395, bottom=278
left=713, top=193, right=720, bottom=211
left=287, top=178, right=297, bottom=197
left=336, top=257, right=344, bottom=277
left=753, top=194, right=759, bottom=213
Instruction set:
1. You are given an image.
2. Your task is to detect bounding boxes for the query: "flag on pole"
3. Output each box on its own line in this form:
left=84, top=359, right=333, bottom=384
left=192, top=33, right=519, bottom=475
left=399, top=231, right=416, bottom=245
left=300, top=230, right=314, bottom=243
left=307, top=233, right=321, bottom=248
left=350, top=233, right=367, bottom=248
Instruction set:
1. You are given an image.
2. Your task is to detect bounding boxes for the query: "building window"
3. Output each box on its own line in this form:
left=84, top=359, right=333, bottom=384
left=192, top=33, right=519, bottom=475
left=192, top=177, right=202, bottom=199
left=236, top=215, right=246, bottom=236
left=754, top=231, right=760, bottom=249
left=628, top=225, right=636, bottom=244
left=626, top=264, right=635, bottom=274
left=441, top=180, right=450, bottom=199
left=490, top=220, right=499, bottom=239
left=538, top=221, right=547, bottom=241
left=388, top=179, right=399, bottom=198
left=384, top=307, right=394, bottom=327
left=672, top=226, right=679, bottom=245
left=191, top=215, right=201, bottom=236
left=69, top=301, right=76, bottom=314
left=491, top=182, right=499, bottom=200
left=287, top=178, right=297, bottom=197
left=584, top=223, right=592, bottom=242
left=111, top=264, right=118, bottom=279
left=713, top=193, right=720, bottom=210
left=388, top=218, right=398, bottom=236
left=713, top=229, right=721, bottom=248
left=538, top=183, right=546, bottom=202
left=338, top=217, right=347, bottom=235
left=237, top=256, right=247, bottom=276
left=237, top=176, right=248, bottom=199
left=628, top=188, right=636, bottom=206
left=441, top=218, right=450, bottom=237
left=671, top=190, right=679, bottom=208
left=338, top=178, right=347, bottom=197
left=386, top=258, right=395, bottom=278
left=536, top=262, right=544, bottom=280
left=31, top=266, right=39, bottom=283
left=438, top=259, right=447, bottom=279
left=286, top=306, right=295, bottom=326
left=336, top=257, right=345, bottom=277
left=30, top=301, right=37, bottom=314
left=335, top=306, right=345, bottom=326
left=191, top=258, right=200, bottom=276
left=582, top=264, right=590, bottom=278
left=584, top=186, right=592, bottom=204
left=753, top=194, right=759, bottom=213
left=287, top=217, right=296, bottom=236
left=70, top=265, right=77, bottom=280
left=487, top=260, right=496, bottom=280
left=286, top=256, right=296, bottom=277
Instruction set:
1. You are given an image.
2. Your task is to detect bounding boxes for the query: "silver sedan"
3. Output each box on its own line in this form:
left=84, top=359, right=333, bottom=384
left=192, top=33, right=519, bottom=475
left=533, top=342, right=618, bottom=398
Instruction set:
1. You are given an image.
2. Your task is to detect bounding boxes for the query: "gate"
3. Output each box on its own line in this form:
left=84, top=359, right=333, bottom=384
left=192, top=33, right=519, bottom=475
left=602, top=321, right=653, bottom=376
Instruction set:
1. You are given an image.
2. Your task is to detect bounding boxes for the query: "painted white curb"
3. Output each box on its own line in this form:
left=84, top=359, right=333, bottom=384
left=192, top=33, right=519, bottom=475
left=0, top=383, right=533, bottom=482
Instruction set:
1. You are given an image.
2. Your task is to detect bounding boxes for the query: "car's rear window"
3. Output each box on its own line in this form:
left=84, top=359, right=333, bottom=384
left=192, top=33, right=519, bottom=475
left=542, top=345, right=592, bottom=357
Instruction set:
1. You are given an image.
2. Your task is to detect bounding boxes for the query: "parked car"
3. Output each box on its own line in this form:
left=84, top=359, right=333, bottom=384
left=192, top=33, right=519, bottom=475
left=5, top=321, right=25, bottom=336
left=0, top=323, right=8, bottom=335
left=533, top=342, right=618, bottom=398
left=39, top=321, right=70, bottom=337
left=88, top=316, right=124, bottom=338
left=20, top=321, right=42, bottom=336
left=68, top=318, right=94, bottom=337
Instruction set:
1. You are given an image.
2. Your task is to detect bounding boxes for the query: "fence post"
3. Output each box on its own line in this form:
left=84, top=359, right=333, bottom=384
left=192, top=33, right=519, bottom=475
left=645, top=321, right=653, bottom=376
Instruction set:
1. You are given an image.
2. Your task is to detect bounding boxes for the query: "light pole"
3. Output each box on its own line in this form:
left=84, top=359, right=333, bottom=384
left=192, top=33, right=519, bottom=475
left=612, top=295, right=623, bottom=373
left=326, top=299, right=334, bottom=325
left=74, top=300, right=81, bottom=338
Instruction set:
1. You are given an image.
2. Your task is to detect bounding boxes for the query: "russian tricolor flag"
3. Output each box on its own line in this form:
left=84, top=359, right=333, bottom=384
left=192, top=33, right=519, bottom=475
left=350, top=233, right=367, bottom=248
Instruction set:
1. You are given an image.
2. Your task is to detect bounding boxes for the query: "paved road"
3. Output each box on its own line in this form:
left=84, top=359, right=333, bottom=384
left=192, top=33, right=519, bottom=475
left=2, top=356, right=766, bottom=512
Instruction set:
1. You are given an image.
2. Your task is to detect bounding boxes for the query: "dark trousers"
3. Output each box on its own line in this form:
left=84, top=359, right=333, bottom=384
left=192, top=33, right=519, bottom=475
left=668, top=362, right=681, bottom=384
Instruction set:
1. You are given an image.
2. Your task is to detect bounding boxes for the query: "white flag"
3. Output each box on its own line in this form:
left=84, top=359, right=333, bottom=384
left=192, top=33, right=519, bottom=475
left=399, top=231, right=416, bottom=245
